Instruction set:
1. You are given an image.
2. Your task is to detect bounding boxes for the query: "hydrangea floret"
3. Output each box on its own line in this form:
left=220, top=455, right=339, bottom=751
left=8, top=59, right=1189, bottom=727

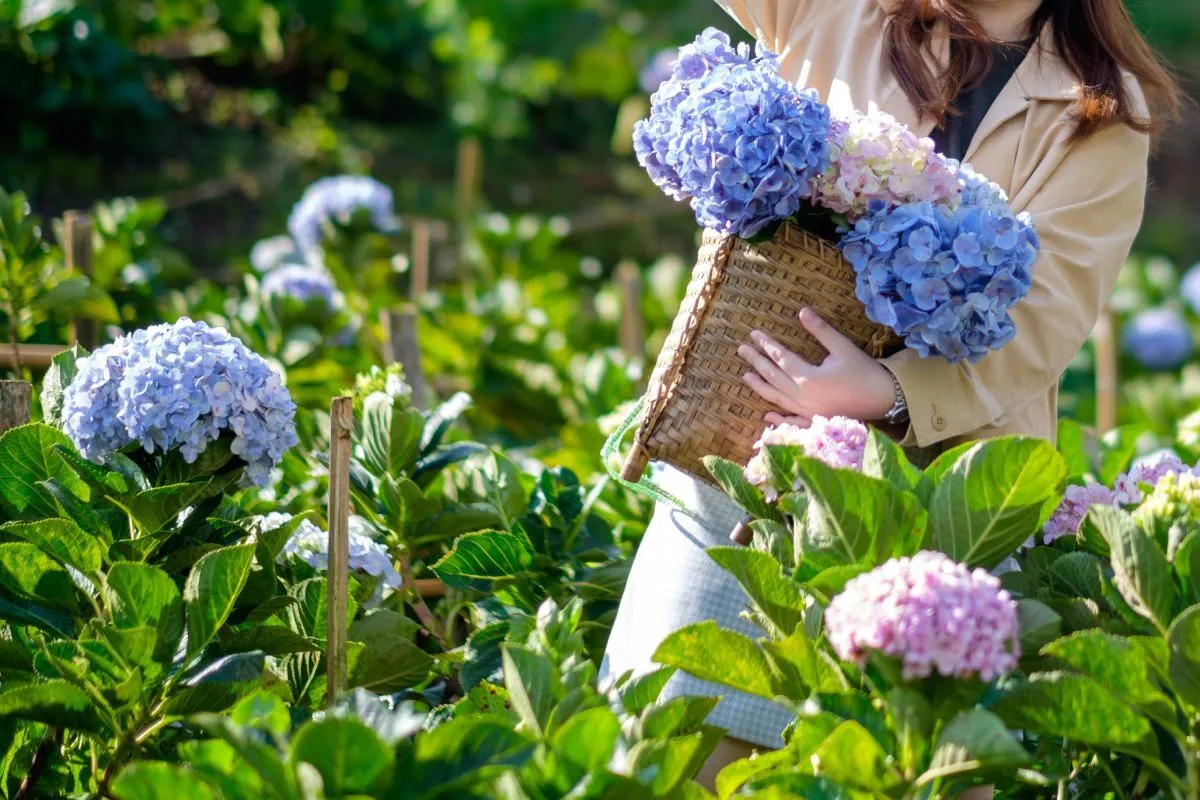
left=1042, top=482, right=1117, bottom=544
left=744, top=415, right=867, bottom=501
left=839, top=165, right=1038, bottom=362
left=61, top=318, right=299, bottom=486
left=271, top=512, right=401, bottom=590
left=813, top=110, right=961, bottom=219
left=825, top=551, right=1020, bottom=681
left=260, top=264, right=343, bottom=311
left=1113, top=451, right=1190, bottom=506
left=633, top=28, right=831, bottom=237
left=639, top=48, right=678, bottom=95
left=1132, top=470, right=1200, bottom=542
left=288, top=175, right=400, bottom=253
left=1120, top=307, right=1193, bottom=372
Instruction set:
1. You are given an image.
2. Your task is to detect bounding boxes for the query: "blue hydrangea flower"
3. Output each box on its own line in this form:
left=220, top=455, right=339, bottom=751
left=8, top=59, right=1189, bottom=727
left=60, top=318, right=299, bottom=486
left=633, top=28, right=831, bottom=237
left=838, top=165, right=1038, bottom=362
left=639, top=48, right=678, bottom=95
left=250, top=235, right=305, bottom=274
left=288, top=175, right=400, bottom=252
left=260, top=264, right=342, bottom=311
left=1181, top=262, right=1200, bottom=316
left=1122, top=307, right=1193, bottom=371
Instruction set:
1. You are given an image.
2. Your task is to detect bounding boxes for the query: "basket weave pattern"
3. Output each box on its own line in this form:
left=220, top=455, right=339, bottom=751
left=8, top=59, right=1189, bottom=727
left=621, top=222, right=902, bottom=483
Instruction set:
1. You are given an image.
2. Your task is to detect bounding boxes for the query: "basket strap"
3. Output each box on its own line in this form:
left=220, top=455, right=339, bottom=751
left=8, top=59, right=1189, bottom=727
left=601, top=396, right=693, bottom=513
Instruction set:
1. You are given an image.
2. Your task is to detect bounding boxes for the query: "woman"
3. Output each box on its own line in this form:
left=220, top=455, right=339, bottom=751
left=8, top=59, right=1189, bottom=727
left=601, top=0, right=1182, bottom=791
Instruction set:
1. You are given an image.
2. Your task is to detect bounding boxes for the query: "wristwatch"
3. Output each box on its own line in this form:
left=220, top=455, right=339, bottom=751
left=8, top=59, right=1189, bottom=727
left=882, top=367, right=909, bottom=426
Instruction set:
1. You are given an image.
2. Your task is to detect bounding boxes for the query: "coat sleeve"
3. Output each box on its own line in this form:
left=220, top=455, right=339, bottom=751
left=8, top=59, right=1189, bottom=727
left=710, top=0, right=829, bottom=57
left=880, top=119, right=1151, bottom=447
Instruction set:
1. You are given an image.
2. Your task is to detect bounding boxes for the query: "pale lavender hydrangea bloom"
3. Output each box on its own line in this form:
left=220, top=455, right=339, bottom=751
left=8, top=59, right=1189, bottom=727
left=1121, top=308, right=1193, bottom=371
left=825, top=551, right=1020, bottom=681
left=274, top=513, right=402, bottom=590
left=60, top=318, right=299, bottom=486
left=744, top=416, right=868, bottom=501
left=260, top=264, right=342, bottom=311
left=632, top=28, right=831, bottom=237
left=839, top=165, right=1038, bottom=363
left=250, top=235, right=305, bottom=274
left=813, top=110, right=961, bottom=219
left=639, top=48, right=678, bottom=95
left=1042, top=482, right=1118, bottom=544
left=288, top=175, right=400, bottom=252
left=1113, top=451, right=1190, bottom=506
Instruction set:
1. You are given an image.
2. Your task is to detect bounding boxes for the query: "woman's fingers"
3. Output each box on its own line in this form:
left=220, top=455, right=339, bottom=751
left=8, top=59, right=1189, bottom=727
left=764, top=411, right=811, bottom=427
left=749, top=331, right=813, bottom=377
left=743, top=373, right=806, bottom=415
left=737, top=344, right=802, bottom=398
left=798, top=307, right=853, bottom=357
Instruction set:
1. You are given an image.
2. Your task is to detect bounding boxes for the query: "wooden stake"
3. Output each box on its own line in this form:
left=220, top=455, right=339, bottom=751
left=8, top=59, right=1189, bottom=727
left=0, top=344, right=71, bottom=370
left=63, top=212, right=97, bottom=351
left=0, top=381, right=31, bottom=435
left=410, top=219, right=431, bottom=301
left=326, top=396, right=353, bottom=707
left=1094, top=306, right=1118, bottom=433
left=381, top=307, right=429, bottom=411
left=616, top=262, right=645, bottom=361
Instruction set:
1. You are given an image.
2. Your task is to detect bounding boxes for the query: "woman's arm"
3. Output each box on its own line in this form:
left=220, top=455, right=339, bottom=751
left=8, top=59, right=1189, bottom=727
left=711, top=0, right=827, bottom=56
left=882, top=119, right=1150, bottom=447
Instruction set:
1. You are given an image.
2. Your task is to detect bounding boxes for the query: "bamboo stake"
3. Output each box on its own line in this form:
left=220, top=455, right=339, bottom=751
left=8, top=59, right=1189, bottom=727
left=0, top=381, right=31, bottom=434
left=0, top=344, right=69, bottom=369
left=616, top=262, right=645, bottom=362
left=326, top=397, right=353, bottom=707
left=381, top=307, right=429, bottom=411
left=63, top=212, right=97, bottom=351
left=410, top=219, right=431, bottom=301
left=1094, top=306, right=1118, bottom=433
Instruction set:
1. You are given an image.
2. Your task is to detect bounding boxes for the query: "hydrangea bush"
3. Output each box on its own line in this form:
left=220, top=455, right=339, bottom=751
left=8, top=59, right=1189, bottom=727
left=839, top=166, right=1038, bottom=362
left=271, top=512, right=402, bottom=591
left=1121, top=307, right=1193, bottom=371
left=632, top=28, right=830, bottom=237
left=250, top=234, right=305, bottom=273
left=825, top=551, right=1021, bottom=681
left=743, top=415, right=867, bottom=501
left=260, top=263, right=343, bottom=311
left=288, top=175, right=400, bottom=252
left=60, top=318, right=299, bottom=485
left=812, top=110, right=961, bottom=219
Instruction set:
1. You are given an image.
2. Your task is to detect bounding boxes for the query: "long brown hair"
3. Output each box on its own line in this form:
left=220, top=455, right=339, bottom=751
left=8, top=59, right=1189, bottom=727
left=884, top=0, right=1183, bottom=141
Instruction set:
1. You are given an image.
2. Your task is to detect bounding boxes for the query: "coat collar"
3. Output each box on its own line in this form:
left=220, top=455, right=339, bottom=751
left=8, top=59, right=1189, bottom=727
left=879, top=18, right=1081, bottom=162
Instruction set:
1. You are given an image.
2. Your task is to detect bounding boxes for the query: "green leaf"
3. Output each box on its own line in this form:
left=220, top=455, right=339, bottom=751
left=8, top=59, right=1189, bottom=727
left=186, top=652, right=266, bottom=685
left=416, top=503, right=506, bottom=544
left=431, top=530, right=535, bottom=590
left=703, top=456, right=776, bottom=520
left=52, top=443, right=129, bottom=494
left=862, top=429, right=920, bottom=491
left=115, top=477, right=239, bottom=538
left=404, top=717, right=533, bottom=796
left=803, top=564, right=870, bottom=603
left=808, top=720, right=901, bottom=791
left=638, top=695, right=720, bottom=739
left=350, top=634, right=434, bottom=693
left=1056, top=419, right=1091, bottom=478
left=922, top=708, right=1030, bottom=783
left=619, top=666, right=677, bottom=714
left=501, top=644, right=557, bottom=735
left=0, top=424, right=88, bottom=516
left=992, top=672, right=1157, bottom=758
left=0, top=680, right=102, bottom=731
left=0, top=542, right=80, bottom=612
left=111, top=762, right=224, bottom=799
left=40, top=345, right=85, bottom=428
left=1045, top=551, right=1107, bottom=602
left=162, top=684, right=246, bottom=717
left=1175, top=533, right=1200, bottom=604
left=1042, top=630, right=1175, bottom=725
left=184, top=544, right=256, bottom=657
left=38, top=477, right=113, bottom=546
left=230, top=691, right=291, bottom=736
left=653, top=620, right=778, bottom=701
left=887, top=688, right=933, bottom=776
left=705, top=547, right=809, bottom=637
left=1017, top=599, right=1062, bottom=655
left=285, top=577, right=357, bottom=644
left=629, top=727, right=725, bottom=796
left=0, top=639, right=33, bottom=673
left=2, top=518, right=102, bottom=573
left=1167, top=604, right=1200, bottom=711
left=553, top=706, right=620, bottom=771
left=1089, top=505, right=1175, bottom=629
left=349, top=608, right=421, bottom=643
left=1097, top=425, right=1142, bottom=486
left=928, top=437, right=1066, bottom=569
left=789, top=456, right=925, bottom=567
left=421, top=392, right=472, bottom=454
left=0, top=595, right=74, bottom=637
left=106, top=561, right=181, bottom=627
left=478, top=452, right=529, bottom=527
left=762, top=629, right=848, bottom=699
left=291, top=717, right=393, bottom=796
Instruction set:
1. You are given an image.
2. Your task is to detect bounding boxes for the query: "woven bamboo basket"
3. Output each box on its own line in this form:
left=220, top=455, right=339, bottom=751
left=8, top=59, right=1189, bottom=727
left=619, top=222, right=903, bottom=484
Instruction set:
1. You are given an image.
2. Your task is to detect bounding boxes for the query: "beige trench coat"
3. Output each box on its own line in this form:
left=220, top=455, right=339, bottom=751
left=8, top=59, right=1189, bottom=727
left=714, top=0, right=1151, bottom=449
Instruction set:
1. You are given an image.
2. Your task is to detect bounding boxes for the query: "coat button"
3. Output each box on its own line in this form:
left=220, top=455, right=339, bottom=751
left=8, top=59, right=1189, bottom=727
left=932, top=414, right=947, bottom=432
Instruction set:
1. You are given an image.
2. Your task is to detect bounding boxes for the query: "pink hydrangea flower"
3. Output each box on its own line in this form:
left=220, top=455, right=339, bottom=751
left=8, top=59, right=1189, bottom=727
left=743, top=416, right=868, bottom=501
left=812, top=110, right=962, bottom=220
left=825, top=551, right=1020, bottom=681
left=1113, top=451, right=1189, bottom=506
left=1042, top=482, right=1118, bottom=544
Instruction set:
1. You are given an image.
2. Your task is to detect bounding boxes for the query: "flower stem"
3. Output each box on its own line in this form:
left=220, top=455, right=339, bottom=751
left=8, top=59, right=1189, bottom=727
left=399, top=551, right=447, bottom=650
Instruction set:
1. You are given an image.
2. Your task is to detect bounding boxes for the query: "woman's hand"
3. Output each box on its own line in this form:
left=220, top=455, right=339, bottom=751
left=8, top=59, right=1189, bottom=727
left=737, top=307, right=896, bottom=425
